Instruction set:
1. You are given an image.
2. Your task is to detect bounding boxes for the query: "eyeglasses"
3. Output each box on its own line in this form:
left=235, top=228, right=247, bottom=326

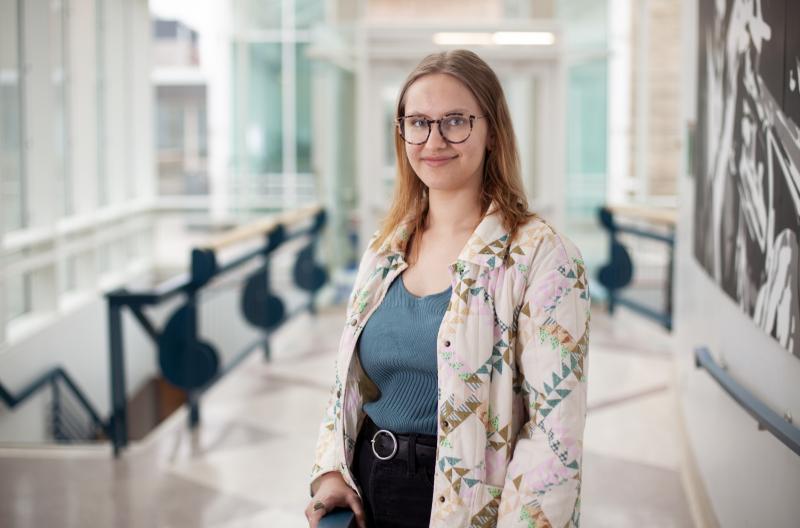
left=396, top=113, right=485, bottom=145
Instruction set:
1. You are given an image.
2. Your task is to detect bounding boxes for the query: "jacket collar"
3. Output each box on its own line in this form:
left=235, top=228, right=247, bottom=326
left=376, top=200, right=512, bottom=269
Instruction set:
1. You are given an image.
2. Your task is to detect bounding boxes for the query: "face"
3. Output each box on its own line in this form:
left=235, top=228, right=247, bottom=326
left=401, top=73, right=490, bottom=194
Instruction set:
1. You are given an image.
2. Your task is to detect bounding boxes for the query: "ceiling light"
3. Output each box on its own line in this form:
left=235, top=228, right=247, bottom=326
left=433, top=32, right=494, bottom=46
left=432, top=31, right=555, bottom=47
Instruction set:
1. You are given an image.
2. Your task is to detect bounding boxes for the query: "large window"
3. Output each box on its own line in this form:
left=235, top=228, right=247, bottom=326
left=156, top=86, right=209, bottom=195
left=51, top=0, right=70, bottom=216
left=1, top=0, right=155, bottom=339
left=1, top=0, right=23, bottom=232
left=566, top=59, right=608, bottom=224
left=230, top=0, right=324, bottom=211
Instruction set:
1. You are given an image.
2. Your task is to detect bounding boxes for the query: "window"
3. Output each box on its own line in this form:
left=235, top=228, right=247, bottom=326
left=229, top=0, right=323, bottom=211
left=1, top=0, right=24, bottom=232
left=51, top=0, right=70, bottom=216
left=6, top=274, right=31, bottom=322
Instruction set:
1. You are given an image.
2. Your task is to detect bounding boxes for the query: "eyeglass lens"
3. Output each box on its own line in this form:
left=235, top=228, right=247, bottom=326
left=399, top=115, right=472, bottom=144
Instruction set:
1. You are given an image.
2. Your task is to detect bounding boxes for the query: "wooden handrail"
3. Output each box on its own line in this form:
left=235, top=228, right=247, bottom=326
left=200, top=203, right=323, bottom=252
left=606, top=204, right=677, bottom=226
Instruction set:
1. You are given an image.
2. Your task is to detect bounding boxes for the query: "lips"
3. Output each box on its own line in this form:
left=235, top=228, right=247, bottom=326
left=421, top=155, right=457, bottom=167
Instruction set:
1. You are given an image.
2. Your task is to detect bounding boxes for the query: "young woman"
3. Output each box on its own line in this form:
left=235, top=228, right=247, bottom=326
left=306, top=50, right=589, bottom=528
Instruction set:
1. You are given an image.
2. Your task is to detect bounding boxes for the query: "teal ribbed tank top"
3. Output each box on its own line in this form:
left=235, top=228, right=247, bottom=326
left=357, top=272, right=451, bottom=435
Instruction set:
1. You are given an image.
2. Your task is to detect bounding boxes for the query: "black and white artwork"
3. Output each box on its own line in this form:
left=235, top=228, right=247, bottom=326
left=695, top=0, right=800, bottom=359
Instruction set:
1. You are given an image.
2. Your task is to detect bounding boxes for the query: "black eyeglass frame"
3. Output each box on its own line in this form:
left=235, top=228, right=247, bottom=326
left=395, top=114, right=486, bottom=145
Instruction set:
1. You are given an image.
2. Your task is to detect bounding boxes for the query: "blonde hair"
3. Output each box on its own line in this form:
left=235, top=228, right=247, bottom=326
left=370, top=49, right=536, bottom=262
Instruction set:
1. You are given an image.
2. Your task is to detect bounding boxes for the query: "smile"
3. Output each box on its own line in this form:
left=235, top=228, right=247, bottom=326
left=421, top=155, right=457, bottom=167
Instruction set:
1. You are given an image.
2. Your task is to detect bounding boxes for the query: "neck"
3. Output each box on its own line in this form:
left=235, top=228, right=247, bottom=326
left=424, top=189, right=484, bottom=235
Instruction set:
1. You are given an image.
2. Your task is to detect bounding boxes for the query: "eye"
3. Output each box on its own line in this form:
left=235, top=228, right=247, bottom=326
left=410, top=118, right=427, bottom=128
left=445, top=116, right=466, bottom=127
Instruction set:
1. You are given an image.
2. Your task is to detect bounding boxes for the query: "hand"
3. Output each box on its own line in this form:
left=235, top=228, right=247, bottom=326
left=305, top=472, right=367, bottom=528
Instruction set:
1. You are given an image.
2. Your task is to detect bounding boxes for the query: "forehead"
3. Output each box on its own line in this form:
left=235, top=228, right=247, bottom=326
left=403, top=73, right=480, bottom=114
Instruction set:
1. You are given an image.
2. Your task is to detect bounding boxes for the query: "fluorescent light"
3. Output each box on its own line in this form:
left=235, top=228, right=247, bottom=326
left=433, top=32, right=494, bottom=46
left=492, top=31, right=555, bottom=46
left=432, top=31, right=555, bottom=47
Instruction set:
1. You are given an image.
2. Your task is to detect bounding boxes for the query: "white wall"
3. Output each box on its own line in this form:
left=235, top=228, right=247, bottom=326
left=675, top=1, right=800, bottom=526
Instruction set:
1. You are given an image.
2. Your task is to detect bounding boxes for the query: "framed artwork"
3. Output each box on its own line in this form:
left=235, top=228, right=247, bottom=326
left=695, top=0, right=800, bottom=359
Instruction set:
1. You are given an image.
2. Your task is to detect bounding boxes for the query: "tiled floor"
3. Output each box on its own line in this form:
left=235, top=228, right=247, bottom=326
left=0, top=304, right=694, bottom=527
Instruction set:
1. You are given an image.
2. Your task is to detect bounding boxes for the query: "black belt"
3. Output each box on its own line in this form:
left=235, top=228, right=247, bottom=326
left=360, top=415, right=437, bottom=476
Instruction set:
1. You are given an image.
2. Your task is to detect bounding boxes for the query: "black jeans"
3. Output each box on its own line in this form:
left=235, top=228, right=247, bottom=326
left=352, top=415, right=437, bottom=528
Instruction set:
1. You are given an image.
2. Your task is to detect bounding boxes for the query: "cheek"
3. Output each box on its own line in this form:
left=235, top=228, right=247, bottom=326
left=405, top=144, right=422, bottom=164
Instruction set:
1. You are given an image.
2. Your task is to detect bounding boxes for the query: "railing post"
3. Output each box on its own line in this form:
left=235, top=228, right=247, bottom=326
left=263, top=334, right=272, bottom=361
left=665, top=241, right=675, bottom=330
left=50, top=377, right=63, bottom=442
left=606, top=214, right=618, bottom=314
left=108, top=298, right=128, bottom=456
left=188, top=390, right=200, bottom=428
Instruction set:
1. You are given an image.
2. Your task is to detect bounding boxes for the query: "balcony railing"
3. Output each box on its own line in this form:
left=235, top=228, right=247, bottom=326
left=0, top=204, right=329, bottom=453
left=106, top=204, right=329, bottom=455
left=596, top=205, right=675, bottom=330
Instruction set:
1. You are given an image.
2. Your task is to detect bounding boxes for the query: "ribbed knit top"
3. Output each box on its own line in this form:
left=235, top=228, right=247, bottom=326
left=357, top=272, right=451, bottom=435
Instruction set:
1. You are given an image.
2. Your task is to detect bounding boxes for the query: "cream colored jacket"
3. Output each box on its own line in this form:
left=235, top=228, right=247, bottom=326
left=311, top=205, right=590, bottom=527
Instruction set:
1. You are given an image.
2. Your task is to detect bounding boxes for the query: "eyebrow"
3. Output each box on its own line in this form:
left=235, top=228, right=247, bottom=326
left=404, top=109, right=471, bottom=117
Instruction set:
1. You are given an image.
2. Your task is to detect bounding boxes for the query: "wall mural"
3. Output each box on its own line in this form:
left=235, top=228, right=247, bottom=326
left=695, top=0, right=800, bottom=359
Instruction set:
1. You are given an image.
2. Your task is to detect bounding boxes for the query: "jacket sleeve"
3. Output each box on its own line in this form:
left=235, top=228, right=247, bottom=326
left=308, top=230, right=380, bottom=495
left=497, top=235, right=590, bottom=527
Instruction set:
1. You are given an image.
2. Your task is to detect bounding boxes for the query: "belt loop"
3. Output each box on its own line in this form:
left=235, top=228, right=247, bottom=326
left=407, top=434, right=417, bottom=476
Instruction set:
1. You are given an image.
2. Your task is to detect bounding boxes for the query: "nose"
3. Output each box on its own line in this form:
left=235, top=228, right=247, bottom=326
left=425, top=121, right=448, bottom=148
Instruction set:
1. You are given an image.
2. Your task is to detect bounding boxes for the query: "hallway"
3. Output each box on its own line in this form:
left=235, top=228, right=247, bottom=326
left=0, top=304, right=693, bottom=527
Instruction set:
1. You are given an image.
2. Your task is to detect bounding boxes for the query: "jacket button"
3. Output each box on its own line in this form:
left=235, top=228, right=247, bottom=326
left=442, top=420, right=449, bottom=429
left=349, top=318, right=357, bottom=326
left=444, top=340, right=451, bottom=347
left=438, top=496, right=446, bottom=503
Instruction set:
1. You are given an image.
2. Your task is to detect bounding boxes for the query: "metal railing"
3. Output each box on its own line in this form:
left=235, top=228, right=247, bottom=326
left=694, top=347, right=799, bottom=456
left=319, top=508, right=356, bottom=528
left=105, top=204, right=328, bottom=456
left=596, top=205, right=675, bottom=330
left=0, top=367, right=111, bottom=442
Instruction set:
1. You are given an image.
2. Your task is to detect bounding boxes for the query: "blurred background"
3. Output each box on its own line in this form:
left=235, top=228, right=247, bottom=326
left=0, top=0, right=798, bottom=527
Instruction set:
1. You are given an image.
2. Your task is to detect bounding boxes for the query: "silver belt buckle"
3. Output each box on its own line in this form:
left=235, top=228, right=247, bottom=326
left=370, top=429, right=398, bottom=460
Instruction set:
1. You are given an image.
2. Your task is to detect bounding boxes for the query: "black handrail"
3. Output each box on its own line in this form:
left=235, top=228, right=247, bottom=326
left=597, top=206, right=675, bottom=330
left=106, top=204, right=328, bottom=456
left=694, top=347, right=800, bottom=456
left=319, top=508, right=356, bottom=528
left=0, top=367, right=111, bottom=440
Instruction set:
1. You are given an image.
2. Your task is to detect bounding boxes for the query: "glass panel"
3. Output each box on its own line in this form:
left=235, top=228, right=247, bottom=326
left=232, top=42, right=283, bottom=175
left=96, top=0, right=107, bottom=206
left=64, top=255, right=77, bottom=292
left=6, top=274, right=31, bottom=322
left=234, top=0, right=281, bottom=31
left=566, top=59, right=607, bottom=222
left=382, top=82, right=400, bottom=168
left=0, top=0, right=23, bottom=231
left=51, top=0, right=69, bottom=215
left=296, top=43, right=312, bottom=172
left=556, top=0, right=608, bottom=53
left=295, top=0, right=325, bottom=29
left=156, top=92, right=184, bottom=195
left=98, top=243, right=111, bottom=274
left=565, top=58, right=608, bottom=276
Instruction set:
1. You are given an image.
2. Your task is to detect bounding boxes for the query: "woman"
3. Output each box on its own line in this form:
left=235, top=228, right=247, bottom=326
left=306, top=49, right=589, bottom=528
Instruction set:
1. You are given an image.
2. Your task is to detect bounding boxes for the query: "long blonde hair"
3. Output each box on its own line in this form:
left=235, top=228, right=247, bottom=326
left=370, top=49, right=536, bottom=262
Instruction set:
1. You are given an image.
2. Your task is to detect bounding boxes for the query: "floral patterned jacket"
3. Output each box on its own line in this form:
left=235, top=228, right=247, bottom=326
left=310, top=204, right=590, bottom=527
